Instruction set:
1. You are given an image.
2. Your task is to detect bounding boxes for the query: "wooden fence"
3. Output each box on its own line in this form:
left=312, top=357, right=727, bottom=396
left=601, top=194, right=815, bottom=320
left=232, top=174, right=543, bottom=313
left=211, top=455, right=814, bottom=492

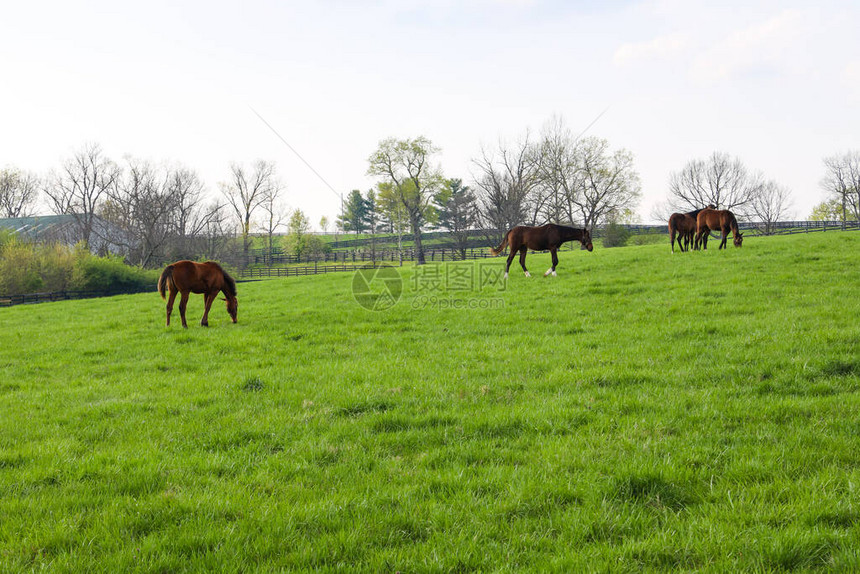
left=240, top=262, right=394, bottom=279
left=0, top=286, right=153, bottom=308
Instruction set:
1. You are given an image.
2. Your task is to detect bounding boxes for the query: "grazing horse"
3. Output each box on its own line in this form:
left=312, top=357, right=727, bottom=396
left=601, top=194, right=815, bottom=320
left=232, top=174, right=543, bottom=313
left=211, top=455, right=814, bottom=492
left=158, top=260, right=238, bottom=327
left=668, top=206, right=715, bottom=253
left=695, top=208, right=743, bottom=250
left=491, top=224, right=593, bottom=278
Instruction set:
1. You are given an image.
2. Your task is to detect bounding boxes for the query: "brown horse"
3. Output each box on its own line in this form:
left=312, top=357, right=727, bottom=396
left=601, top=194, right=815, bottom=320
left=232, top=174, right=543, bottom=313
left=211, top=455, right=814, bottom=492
left=668, top=206, right=714, bottom=253
left=491, top=224, right=593, bottom=278
left=158, top=260, right=238, bottom=327
left=695, top=208, right=743, bottom=250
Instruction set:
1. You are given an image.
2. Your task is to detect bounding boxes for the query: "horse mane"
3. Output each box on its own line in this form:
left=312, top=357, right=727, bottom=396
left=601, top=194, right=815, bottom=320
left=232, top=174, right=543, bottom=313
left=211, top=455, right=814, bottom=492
left=552, top=224, right=586, bottom=239
left=207, top=261, right=237, bottom=297
left=727, top=210, right=739, bottom=230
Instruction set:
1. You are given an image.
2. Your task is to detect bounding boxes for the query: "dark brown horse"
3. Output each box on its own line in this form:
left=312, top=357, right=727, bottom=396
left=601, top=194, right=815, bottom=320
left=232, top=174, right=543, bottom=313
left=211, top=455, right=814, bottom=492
left=695, top=208, right=743, bottom=250
left=491, top=224, right=593, bottom=278
left=668, top=206, right=714, bottom=253
left=158, top=260, right=238, bottom=327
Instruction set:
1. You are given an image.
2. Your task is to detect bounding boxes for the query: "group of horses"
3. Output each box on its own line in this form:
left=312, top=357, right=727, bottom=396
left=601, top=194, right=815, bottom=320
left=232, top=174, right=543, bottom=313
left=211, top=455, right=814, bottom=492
left=157, top=207, right=740, bottom=327
left=668, top=206, right=744, bottom=253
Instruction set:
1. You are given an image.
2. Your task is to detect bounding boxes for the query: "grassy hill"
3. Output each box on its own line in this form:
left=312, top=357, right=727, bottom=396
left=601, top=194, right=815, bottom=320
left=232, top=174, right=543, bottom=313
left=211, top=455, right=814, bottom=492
left=1, top=232, right=859, bottom=571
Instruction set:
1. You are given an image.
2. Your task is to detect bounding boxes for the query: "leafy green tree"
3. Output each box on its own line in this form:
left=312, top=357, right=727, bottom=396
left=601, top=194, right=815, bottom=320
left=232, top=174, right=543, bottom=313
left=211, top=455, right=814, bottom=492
left=368, top=137, right=443, bottom=265
left=285, top=209, right=310, bottom=259
left=284, top=208, right=328, bottom=260
left=435, top=178, right=478, bottom=259
left=376, top=182, right=409, bottom=250
left=809, top=198, right=857, bottom=221
left=337, top=189, right=369, bottom=234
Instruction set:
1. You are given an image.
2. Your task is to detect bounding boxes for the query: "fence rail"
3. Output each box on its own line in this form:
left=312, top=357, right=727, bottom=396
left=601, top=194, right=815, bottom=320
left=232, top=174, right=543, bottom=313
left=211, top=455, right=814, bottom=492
left=251, top=247, right=497, bottom=266
left=0, top=286, right=152, bottom=308
left=240, top=262, right=392, bottom=279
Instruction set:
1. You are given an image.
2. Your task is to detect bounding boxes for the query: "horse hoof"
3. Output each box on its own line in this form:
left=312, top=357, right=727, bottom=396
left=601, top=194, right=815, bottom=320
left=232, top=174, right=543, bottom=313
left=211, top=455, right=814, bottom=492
left=524, top=272, right=531, bottom=278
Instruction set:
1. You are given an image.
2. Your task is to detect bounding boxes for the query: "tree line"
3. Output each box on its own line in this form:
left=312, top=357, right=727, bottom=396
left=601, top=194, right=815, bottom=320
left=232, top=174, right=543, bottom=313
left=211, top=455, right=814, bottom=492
left=346, top=118, right=643, bottom=264
left=2, top=118, right=858, bottom=267
left=345, top=118, right=858, bottom=262
left=0, top=144, right=302, bottom=267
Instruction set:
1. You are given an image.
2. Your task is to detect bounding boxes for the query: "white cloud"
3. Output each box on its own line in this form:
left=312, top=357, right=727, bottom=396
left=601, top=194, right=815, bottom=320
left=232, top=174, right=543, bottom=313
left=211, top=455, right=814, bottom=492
left=843, top=61, right=860, bottom=99
left=613, top=32, right=689, bottom=67
left=689, top=9, right=813, bottom=85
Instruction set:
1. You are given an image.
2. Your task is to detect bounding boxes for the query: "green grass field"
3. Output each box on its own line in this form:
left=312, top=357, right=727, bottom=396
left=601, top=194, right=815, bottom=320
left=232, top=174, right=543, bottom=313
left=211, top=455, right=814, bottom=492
left=2, top=232, right=859, bottom=572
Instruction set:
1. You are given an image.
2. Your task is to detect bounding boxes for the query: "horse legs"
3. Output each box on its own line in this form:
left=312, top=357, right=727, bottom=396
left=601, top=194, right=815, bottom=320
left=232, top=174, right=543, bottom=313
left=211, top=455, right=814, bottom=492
left=544, top=248, right=558, bottom=277
left=719, top=227, right=728, bottom=249
left=504, top=252, right=516, bottom=280
left=201, top=292, right=216, bottom=327
left=670, top=228, right=677, bottom=253
left=165, top=289, right=177, bottom=326
left=696, top=228, right=709, bottom=250
left=518, top=247, right=530, bottom=277
left=178, top=291, right=190, bottom=329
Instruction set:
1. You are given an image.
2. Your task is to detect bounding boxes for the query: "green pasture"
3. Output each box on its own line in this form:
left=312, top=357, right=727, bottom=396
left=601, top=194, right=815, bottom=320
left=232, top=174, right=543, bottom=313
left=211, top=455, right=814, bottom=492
left=1, top=232, right=859, bottom=572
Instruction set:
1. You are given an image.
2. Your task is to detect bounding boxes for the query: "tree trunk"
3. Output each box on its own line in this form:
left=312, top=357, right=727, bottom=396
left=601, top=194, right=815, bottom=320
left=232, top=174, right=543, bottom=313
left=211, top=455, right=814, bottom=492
left=411, top=216, right=425, bottom=265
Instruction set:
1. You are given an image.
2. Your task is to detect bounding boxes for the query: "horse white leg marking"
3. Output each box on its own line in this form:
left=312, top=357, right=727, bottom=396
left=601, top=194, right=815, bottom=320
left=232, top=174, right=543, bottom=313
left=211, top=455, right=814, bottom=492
left=504, top=271, right=508, bottom=280
left=544, top=268, right=552, bottom=277
left=552, top=270, right=557, bottom=277
left=524, top=271, right=531, bottom=278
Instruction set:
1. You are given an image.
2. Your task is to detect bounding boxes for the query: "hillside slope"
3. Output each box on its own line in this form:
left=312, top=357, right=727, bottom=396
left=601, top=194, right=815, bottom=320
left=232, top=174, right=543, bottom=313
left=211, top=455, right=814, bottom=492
left=1, top=233, right=859, bottom=571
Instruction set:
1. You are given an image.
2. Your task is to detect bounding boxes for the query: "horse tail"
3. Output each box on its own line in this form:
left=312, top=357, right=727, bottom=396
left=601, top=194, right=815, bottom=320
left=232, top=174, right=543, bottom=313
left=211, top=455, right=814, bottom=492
left=157, top=265, right=174, bottom=300
left=490, top=231, right=510, bottom=256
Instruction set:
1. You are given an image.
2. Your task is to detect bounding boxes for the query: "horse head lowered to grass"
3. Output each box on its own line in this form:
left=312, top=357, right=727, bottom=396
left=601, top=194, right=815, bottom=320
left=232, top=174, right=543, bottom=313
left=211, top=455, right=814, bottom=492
left=491, top=224, right=593, bottom=279
left=695, top=208, right=743, bottom=250
left=158, top=260, right=237, bottom=328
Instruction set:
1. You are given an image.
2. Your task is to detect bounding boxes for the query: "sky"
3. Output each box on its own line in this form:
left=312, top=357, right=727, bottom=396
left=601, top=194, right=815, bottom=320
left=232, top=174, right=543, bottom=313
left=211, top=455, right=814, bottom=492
left=1, top=0, right=858, bottom=227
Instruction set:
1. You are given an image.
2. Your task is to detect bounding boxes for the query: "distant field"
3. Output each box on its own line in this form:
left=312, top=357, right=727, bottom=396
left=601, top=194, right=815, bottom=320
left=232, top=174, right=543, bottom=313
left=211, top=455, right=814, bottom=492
left=1, top=232, right=859, bottom=571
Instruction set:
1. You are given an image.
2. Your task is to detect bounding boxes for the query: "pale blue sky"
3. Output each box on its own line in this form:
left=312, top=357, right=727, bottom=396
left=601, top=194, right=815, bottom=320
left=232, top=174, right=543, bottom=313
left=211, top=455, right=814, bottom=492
left=1, top=0, right=858, bottom=225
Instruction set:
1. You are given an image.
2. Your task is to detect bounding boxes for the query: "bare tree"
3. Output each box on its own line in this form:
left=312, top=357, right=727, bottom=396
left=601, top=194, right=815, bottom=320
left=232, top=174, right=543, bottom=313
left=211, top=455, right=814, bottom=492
left=104, top=159, right=184, bottom=267
left=472, top=132, right=540, bottom=245
left=45, top=143, right=120, bottom=248
left=198, top=201, right=232, bottom=261
left=573, top=137, right=641, bottom=230
left=167, top=166, right=207, bottom=238
left=750, top=180, right=793, bottom=234
left=535, top=117, right=578, bottom=225
left=821, top=151, right=860, bottom=222
left=0, top=168, right=40, bottom=218
left=257, top=181, right=288, bottom=262
left=368, top=137, right=443, bottom=265
left=649, top=200, right=675, bottom=224
left=220, top=160, right=279, bottom=259
left=668, top=152, right=763, bottom=214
